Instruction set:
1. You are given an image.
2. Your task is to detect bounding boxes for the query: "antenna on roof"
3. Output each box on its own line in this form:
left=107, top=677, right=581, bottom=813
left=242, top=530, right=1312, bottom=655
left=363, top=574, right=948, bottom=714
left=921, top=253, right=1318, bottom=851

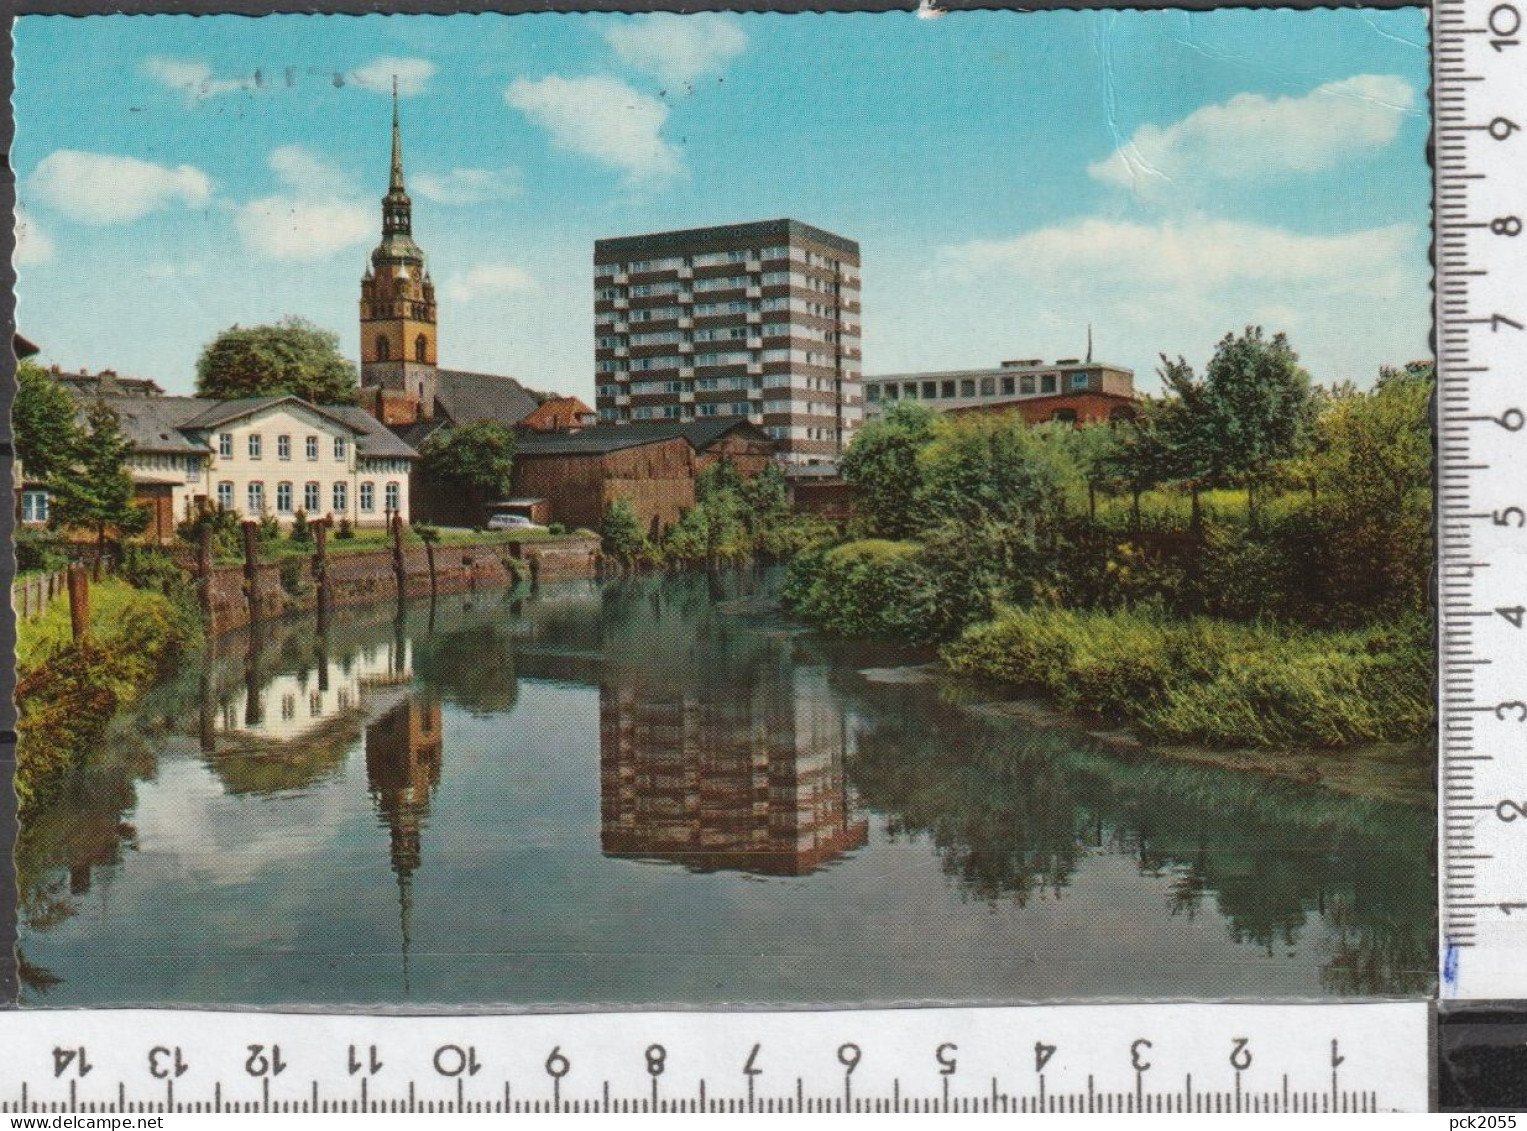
left=1086, top=323, right=1093, bottom=364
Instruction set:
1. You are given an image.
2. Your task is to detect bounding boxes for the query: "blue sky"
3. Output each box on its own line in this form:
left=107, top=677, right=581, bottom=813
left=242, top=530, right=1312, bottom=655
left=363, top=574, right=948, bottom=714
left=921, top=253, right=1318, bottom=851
left=14, top=10, right=1431, bottom=399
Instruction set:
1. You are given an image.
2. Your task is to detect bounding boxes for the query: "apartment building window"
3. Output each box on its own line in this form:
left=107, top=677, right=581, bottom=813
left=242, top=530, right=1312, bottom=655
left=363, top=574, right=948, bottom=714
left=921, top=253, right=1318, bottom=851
left=883, top=385, right=899, bottom=401
left=385, top=482, right=400, bottom=513
left=1002, top=377, right=1016, bottom=396
left=20, top=490, right=48, bottom=523
left=923, top=381, right=939, bottom=400
left=903, top=383, right=919, bottom=400
left=218, top=432, right=234, bottom=458
left=333, top=437, right=348, bottom=461
left=942, top=380, right=956, bottom=398
left=1071, top=372, right=1091, bottom=390
left=248, top=433, right=263, bottom=459
left=276, top=482, right=293, bottom=513
left=333, top=482, right=348, bottom=512
left=277, top=435, right=291, bottom=460
left=304, top=482, right=321, bottom=512
left=1042, top=374, right=1059, bottom=394
left=980, top=378, right=996, bottom=397
left=359, top=482, right=375, bottom=512
left=217, top=481, right=234, bottom=510
left=306, top=436, right=319, bottom=460
left=960, top=380, right=976, bottom=397
left=1021, top=375, right=1036, bottom=395
left=865, top=385, right=881, bottom=403
left=247, top=481, right=265, bottom=514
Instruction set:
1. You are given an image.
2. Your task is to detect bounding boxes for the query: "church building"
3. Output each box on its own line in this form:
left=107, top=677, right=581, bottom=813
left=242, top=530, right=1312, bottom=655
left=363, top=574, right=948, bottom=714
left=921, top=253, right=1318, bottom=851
left=356, top=82, right=541, bottom=449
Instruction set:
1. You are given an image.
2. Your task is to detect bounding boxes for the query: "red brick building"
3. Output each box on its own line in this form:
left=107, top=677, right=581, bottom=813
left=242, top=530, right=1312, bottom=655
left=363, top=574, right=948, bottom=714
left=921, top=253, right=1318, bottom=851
left=512, top=419, right=774, bottom=536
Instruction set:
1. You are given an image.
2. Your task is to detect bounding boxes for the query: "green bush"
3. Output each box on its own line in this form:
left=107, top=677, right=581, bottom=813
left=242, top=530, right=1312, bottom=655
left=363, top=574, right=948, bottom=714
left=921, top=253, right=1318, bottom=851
left=335, top=517, right=354, bottom=540
left=943, top=605, right=1430, bottom=749
left=16, top=578, right=203, bottom=813
left=15, top=529, right=70, bottom=574
left=783, top=539, right=934, bottom=641
left=289, top=509, right=312, bottom=544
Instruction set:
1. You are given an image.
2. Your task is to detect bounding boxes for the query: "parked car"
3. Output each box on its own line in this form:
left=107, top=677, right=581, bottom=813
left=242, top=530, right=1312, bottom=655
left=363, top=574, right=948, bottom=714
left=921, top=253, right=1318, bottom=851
left=486, top=513, right=547, bottom=532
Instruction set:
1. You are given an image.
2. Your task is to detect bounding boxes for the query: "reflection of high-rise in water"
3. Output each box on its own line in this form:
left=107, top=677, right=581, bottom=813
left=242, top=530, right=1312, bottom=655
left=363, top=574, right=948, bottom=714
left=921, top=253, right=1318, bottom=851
left=365, top=693, right=444, bottom=993
left=600, top=662, right=867, bottom=876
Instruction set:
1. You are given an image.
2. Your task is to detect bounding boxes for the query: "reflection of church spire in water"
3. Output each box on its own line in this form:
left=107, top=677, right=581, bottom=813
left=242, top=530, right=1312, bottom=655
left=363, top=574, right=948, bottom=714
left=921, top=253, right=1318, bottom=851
left=364, top=692, right=443, bottom=997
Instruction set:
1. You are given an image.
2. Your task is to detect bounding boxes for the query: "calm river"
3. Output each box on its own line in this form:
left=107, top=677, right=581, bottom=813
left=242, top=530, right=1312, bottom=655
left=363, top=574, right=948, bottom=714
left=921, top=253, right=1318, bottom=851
left=17, top=570, right=1433, bottom=1006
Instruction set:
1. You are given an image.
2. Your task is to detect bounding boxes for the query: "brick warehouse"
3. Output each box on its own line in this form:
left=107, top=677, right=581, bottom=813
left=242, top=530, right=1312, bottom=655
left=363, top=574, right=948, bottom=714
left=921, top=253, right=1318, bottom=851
left=513, top=419, right=774, bottom=536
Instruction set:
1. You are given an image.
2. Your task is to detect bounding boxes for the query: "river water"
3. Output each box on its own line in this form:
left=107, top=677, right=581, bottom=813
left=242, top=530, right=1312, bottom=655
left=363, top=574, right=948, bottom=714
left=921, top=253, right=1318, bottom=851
left=17, top=570, right=1433, bottom=1006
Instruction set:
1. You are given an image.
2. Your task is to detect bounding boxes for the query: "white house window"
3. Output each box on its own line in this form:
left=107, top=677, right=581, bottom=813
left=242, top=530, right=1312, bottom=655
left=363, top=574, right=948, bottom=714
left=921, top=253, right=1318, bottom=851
left=218, top=433, right=233, bottom=458
left=359, top=482, right=375, bottom=512
left=333, top=437, right=348, bottom=461
left=21, top=490, right=48, bottom=523
left=247, top=482, right=265, bottom=514
left=277, top=435, right=291, bottom=460
left=385, top=482, right=400, bottom=513
left=332, top=482, right=348, bottom=512
left=248, top=433, right=263, bottom=459
left=217, top=481, right=234, bottom=510
left=276, top=482, right=293, bottom=513
left=304, top=482, right=320, bottom=513
left=306, top=436, right=319, bottom=461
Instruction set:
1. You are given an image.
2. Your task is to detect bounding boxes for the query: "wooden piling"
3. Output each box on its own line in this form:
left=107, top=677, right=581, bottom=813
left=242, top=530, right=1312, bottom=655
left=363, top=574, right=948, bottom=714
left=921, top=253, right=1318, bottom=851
left=313, top=518, right=331, bottom=632
left=67, top=565, right=90, bottom=644
left=391, top=514, right=407, bottom=607
left=241, top=520, right=261, bottom=626
left=197, top=524, right=214, bottom=623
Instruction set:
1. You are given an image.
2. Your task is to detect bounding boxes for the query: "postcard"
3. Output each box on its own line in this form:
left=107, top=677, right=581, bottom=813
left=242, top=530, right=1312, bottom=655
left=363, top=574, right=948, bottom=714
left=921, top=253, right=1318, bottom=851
left=10, top=8, right=1433, bottom=1009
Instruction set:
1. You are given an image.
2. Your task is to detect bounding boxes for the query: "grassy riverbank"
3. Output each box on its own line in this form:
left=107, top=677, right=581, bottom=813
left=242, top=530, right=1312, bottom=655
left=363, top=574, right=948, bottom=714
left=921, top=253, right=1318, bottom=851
left=942, top=605, right=1430, bottom=748
left=16, top=574, right=201, bottom=813
left=784, top=355, right=1432, bottom=757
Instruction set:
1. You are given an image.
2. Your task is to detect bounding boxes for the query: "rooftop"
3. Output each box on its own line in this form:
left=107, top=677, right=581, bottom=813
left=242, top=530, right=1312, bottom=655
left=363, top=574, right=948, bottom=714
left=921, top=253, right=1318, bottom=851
left=595, top=219, right=859, bottom=259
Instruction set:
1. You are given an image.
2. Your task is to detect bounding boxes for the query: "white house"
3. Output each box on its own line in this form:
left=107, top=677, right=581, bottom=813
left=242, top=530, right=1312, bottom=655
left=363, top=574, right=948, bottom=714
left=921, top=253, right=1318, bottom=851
left=25, top=388, right=420, bottom=539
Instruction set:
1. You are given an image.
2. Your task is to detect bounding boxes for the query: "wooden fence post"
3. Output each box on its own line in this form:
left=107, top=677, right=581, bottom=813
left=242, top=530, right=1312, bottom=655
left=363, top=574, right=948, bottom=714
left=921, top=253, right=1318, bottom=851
left=242, top=520, right=261, bottom=626
left=391, top=514, right=407, bottom=607
left=67, top=565, right=90, bottom=644
left=313, top=517, right=331, bottom=632
left=197, top=524, right=214, bottom=624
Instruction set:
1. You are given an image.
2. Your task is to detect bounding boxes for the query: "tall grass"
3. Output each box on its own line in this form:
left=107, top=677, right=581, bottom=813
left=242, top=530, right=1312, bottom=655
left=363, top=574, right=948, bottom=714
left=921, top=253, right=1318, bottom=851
left=942, top=604, right=1431, bottom=749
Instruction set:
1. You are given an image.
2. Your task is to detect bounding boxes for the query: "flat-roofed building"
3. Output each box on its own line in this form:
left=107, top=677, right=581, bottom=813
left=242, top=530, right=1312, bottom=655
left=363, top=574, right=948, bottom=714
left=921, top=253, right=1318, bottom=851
left=593, top=219, right=863, bottom=466
left=864, top=357, right=1136, bottom=426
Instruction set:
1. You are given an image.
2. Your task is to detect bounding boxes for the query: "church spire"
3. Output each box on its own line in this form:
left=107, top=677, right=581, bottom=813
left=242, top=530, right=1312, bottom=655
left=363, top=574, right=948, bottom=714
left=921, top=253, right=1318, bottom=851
left=382, top=76, right=412, bottom=238
left=389, top=76, right=406, bottom=195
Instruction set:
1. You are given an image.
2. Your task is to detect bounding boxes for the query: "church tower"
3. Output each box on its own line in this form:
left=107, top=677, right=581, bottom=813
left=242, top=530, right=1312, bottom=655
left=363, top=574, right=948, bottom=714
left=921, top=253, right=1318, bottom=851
left=360, top=80, right=438, bottom=423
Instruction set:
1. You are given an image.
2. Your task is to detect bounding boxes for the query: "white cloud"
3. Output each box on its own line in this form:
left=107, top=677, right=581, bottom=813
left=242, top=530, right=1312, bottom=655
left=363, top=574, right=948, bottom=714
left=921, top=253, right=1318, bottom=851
left=443, top=263, right=538, bottom=303
left=413, top=166, right=522, bottom=206
left=269, top=144, right=356, bottom=197
left=601, top=14, right=747, bottom=88
left=14, top=206, right=53, bottom=267
left=905, top=216, right=1430, bottom=389
left=349, top=57, right=436, bottom=97
left=234, top=197, right=373, bottom=263
left=505, top=75, right=682, bottom=180
left=943, top=217, right=1415, bottom=294
left=142, top=56, right=257, bottom=100
left=1089, top=74, right=1418, bottom=195
left=27, top=149, right=212, bottom=225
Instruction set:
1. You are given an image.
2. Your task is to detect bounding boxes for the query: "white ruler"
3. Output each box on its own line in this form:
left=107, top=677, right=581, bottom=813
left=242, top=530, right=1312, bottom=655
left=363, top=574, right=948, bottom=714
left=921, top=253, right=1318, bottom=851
left=0, top=1005, right=1428, bottom=1114
left=1436, top=0, right=1527, bottom=998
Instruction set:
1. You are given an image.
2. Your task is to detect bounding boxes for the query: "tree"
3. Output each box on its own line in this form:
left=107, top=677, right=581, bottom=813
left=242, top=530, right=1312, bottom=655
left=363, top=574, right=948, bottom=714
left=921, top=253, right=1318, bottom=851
left=839, top=401, right=937, bottom=539
left=48, top=400, right=148, bottom=576
left=1097, top=400, right=1173, bottom=533
left=1199, top=327, right=1315, bottom=529
left=914, top=412, right=1081, bottom=533
left=419, top=421, right=517, bottom=498
left=195, top=318, right=358, bottom=403
left=14, top=361, right=80, bottom=481
left=600, top=498, right=647, bottom=563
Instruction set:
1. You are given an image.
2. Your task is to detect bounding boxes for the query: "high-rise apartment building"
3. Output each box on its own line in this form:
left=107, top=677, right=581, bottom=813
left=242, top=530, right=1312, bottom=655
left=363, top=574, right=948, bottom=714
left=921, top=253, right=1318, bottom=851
left=593, top=219, right=862, bottom=465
